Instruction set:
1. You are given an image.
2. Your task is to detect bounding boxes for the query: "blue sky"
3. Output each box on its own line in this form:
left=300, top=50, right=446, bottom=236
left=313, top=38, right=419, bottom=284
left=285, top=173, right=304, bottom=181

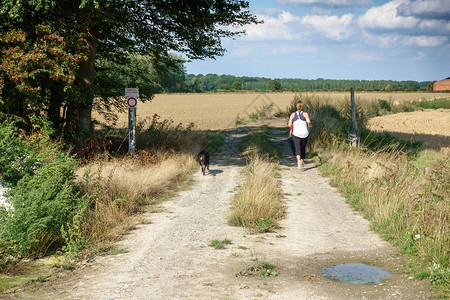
left=185, top=0, right=450, bottom=82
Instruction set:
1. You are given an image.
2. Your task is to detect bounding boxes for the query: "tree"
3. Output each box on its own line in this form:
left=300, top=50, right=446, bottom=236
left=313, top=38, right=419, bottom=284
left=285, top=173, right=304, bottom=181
left=191, top=79, right=202, bottom=93
left=267, top=80, right=281, bottom=91
left=0, top=25, right=84, bottom=132
left=218, top=84, right=229, bottom=90
left=0, top=0, right=260, bottom=151
left=384, top=84, right=393, bottom=92
left=231, top=81, right=242, bottom=90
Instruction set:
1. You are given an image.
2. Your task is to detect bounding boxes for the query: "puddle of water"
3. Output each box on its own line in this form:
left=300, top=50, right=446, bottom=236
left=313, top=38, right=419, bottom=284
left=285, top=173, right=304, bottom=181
left=322, top=263, right=392, bottom=285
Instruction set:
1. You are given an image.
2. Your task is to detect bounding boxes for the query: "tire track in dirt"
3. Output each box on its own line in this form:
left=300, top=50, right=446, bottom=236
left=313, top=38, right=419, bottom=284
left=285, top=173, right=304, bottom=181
left=46, top=120, right=435, bottom=299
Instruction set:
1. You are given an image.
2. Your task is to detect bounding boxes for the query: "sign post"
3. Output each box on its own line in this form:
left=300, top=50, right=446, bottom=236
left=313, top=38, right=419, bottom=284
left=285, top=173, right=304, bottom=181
left=125, top=88, right=139, bottom=154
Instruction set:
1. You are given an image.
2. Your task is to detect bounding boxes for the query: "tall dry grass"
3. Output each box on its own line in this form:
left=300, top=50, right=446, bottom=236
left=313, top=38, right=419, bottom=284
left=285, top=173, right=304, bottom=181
left=324, top=149, right=448, bottom=256
left=76, top=153, right=196, bottom=250
left=320, top=147, right=449, bottom=293
left=62, top=113, right=208, bottom=253
left=303, top=94, right=450, bottom=294
left=228, top=155, right=284, bottom=232
left=283, top=94, right=450, bottom=294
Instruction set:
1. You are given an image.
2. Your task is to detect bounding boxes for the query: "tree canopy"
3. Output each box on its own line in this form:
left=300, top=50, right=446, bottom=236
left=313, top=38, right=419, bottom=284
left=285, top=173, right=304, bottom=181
left=184, top=74, right=431, bottom=92
left=0, top=0, right=259, bottom=151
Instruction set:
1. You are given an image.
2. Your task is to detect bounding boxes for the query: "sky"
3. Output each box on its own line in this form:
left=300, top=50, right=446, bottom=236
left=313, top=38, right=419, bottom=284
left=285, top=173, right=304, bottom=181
left=184, top=0, right=450, bottom=82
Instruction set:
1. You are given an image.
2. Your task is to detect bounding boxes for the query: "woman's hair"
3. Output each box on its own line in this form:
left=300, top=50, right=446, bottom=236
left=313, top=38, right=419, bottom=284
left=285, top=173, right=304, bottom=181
left=296, top=100, right=304, bottom=111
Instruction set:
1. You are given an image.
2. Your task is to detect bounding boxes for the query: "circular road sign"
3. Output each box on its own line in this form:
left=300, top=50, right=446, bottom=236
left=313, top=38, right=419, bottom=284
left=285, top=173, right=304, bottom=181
left=127, top=97, right=137, bottom=108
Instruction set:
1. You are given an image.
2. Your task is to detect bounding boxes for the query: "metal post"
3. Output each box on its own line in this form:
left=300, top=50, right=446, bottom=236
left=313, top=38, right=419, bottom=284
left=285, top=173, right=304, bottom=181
left=129, top=106, right=136, bottom=154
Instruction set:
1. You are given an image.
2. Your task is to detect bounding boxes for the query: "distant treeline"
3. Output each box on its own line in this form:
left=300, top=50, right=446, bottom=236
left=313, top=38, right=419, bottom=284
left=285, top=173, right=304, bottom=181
left=162, top=73, right=433, bottom=93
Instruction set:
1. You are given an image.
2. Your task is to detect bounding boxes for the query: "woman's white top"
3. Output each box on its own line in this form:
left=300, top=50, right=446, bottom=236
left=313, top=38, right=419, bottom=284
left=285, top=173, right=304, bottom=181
left=292, top=111, right=309, bottom=138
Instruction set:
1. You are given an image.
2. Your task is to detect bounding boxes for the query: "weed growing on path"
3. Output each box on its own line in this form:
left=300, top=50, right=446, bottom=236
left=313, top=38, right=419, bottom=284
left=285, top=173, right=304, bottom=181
left=237, top=259, right=279, bottom=277
left=209, top=239, right=232, bottom=250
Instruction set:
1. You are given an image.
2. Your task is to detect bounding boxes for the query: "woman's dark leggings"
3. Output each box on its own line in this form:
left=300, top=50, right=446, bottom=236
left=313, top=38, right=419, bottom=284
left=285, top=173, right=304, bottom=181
left=292, top=135, right=308, bottom=159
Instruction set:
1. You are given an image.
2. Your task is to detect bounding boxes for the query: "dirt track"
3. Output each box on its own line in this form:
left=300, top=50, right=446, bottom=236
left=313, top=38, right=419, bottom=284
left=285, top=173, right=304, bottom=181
left=367, top=110, right=450, bottom=153
left=45, top=119, right=434, bottom=299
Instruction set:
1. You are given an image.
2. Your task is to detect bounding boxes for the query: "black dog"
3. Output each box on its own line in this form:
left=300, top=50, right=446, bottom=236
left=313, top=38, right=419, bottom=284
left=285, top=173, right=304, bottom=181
left=197, top=150, right=210, bottom=175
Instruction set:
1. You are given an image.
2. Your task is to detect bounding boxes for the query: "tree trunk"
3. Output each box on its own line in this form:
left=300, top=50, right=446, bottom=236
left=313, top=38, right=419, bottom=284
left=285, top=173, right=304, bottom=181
left=70, top=28, right=99, bottom=154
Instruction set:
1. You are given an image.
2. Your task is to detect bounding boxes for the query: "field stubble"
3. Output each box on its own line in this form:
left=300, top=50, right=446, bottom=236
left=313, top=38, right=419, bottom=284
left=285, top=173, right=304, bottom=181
left=367, top=109, right=450, bottom=153
left=94, top=92, right=450, bottom=131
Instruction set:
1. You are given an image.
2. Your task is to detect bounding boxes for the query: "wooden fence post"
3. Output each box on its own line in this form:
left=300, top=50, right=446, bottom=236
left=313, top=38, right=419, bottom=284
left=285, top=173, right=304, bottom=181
left=350, top=88, right=360, bottom=148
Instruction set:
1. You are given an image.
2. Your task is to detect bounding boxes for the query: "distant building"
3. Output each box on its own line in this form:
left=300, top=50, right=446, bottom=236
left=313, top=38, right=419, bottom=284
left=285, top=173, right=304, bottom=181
left=433, top=78, right=450, bottom=91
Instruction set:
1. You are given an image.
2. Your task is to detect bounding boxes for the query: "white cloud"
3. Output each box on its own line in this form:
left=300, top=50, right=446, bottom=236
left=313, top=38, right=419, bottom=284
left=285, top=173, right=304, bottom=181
left=243, top=1, right=449, bottom=47
left=357, top=0, right=450, bottom=35
left=357, top=0, right=419, bottom=30
left=310, top=7, right=333, bottom=15
left=348, top=50, right=383, bottom=61
left=274, top=44, right=321, bottom=54
left=413, top=51, right=426, bottom=60
left=417, top=19, right=450, bottom=34
left=243, top=10, right=302, bottom=41
left=361, top=31, right=401, bottom=48
left=397, top=0, right=450, bottom=20
left=277, top=0, right=372, bottom=7
left=402, top=35, right=448, bottom=47
left=301, top=13, right=355, bottom=41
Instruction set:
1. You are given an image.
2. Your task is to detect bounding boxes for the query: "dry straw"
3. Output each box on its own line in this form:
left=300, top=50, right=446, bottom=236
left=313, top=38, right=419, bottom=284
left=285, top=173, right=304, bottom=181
left=77, top=154, right=196, bottom=248
left=228, top=155, right=284, bottom=232
left=323, top=147, right=449, bottom=269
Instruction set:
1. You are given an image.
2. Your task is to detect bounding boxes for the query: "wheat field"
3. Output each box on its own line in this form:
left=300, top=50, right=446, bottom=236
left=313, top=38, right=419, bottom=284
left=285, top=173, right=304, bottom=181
left=94, top=92, right=450, bottom=131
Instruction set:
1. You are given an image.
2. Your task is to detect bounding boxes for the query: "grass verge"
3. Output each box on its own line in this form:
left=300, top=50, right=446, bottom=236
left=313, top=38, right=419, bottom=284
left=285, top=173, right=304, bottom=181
left=318, top=148, right=449, bottom=296
left=75, top=153, right=197, bottom=252
left=228, top=156, right=284, bottom=233
left=229, top=125, right=284, bottom=233
left=295, top=95, right=450, bottom=297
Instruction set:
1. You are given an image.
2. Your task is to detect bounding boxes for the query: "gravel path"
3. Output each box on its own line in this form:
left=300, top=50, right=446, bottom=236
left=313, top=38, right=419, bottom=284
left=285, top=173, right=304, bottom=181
left=47, top=119, right=434, bottom=300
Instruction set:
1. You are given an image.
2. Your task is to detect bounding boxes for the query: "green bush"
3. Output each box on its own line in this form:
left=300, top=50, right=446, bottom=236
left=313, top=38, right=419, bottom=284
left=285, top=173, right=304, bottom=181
left=0, top=121, right=86, bottom=259
left=204, top=131, right=227, bottom=155
left=3, top=155, right=83, bottom=256
left=359, top=128, right=421, bottom=157
left=0, top=121, right=43, bottom=186
left=412, top=98, right=450, bottom=110
left=378, top=99, right=391, bottom=111
left=307, top=101, right=347, bottom=147
left=0, top=239, right=20, bottom=270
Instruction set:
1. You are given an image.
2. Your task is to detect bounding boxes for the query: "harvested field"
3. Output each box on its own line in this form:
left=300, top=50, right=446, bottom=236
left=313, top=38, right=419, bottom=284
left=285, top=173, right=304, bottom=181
left=367, top=109, right=450, bottom=153
left=93, top=92, right=450, bottom=131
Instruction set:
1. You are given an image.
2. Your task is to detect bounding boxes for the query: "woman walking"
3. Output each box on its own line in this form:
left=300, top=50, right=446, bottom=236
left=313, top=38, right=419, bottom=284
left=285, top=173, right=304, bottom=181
left=288, top=100, right=312, bottom=168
